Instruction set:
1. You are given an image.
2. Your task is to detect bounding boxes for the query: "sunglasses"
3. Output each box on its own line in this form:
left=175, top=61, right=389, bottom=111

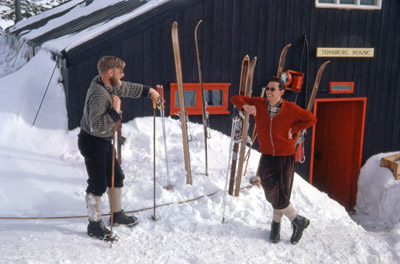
left=265, top=87, right=281, bottom=92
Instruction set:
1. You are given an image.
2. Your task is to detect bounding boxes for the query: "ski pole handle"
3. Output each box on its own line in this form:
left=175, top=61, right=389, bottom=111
left=157, top=85, right=166, bottom=103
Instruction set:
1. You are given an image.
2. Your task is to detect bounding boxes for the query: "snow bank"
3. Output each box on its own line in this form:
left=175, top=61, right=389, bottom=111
left=354, top=151, right=400, bottom=231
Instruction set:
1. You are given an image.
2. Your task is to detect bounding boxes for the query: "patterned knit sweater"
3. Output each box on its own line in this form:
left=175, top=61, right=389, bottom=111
left=80, top=75, right=150, bottom=139
left=231, top=95, right=317, bottom=156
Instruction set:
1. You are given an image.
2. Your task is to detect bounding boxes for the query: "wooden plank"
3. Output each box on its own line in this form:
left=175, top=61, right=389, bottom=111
left=256, top=0, right=267, bottom=88
left=391, top=8, right=400, bottom=149
left=221, top=0, right=232, bottom=82
left=164, top=17, right=174, bottom=116
left=67, top=64, right=78, bottom=129
left=143, top=28, right=154, bottom=117
left=370, top=8, right=387, bottom=155
left=381, top=0, right=398, bottom=150
left=132, top=32, right=145, bottom=119
left=212, top=0, right=224, bottom=81
left=77, top=58, right=90, bottom=126
left=202, top=0, right=214, bottom=82
left=183, top=5, right=195, bottom=81
left=265, top=0, right=277, bottom=77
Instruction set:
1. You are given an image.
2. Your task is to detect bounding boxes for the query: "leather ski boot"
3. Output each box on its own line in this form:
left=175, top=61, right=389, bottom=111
left=111, top=210, right=139, bottom=227
left=269, top=221, right=281, bottom=243
left=107, top=187, right=139, bottom=227
left=87, top=219, right=111, bottom=239
left=86, top=193, right=111, bottom=240
left=290, top=215, right=310, bottom=244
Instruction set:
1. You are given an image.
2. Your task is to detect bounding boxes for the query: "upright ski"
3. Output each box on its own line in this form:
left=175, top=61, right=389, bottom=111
left=171, top=21, right=192, bottom=184
left=228, top=55, right=250, bottom=195
left=295, top=60, right=331, bottom=157
left=234, top=57, right=257, bottom=197
left=194, top=19, right=209, bottom=176
left=277, top=43, right=292, bottom=78
left=248, top=44, right=292, bottom=181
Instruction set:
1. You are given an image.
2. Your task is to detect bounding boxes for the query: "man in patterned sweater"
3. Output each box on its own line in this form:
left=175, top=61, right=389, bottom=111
left=231, top=76, right=317, bottom=245
left=78, top=56, right=160, bottom=239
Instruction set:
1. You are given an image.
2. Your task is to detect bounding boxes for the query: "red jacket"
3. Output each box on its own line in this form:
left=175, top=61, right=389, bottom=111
left=231, top=95, right=317, bottom=156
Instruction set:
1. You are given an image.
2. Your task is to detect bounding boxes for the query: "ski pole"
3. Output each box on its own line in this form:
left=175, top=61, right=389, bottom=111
left=221, top=117, right=239, bottom=223
left=105, top=125, right=118, bottom=244
left=151, top=99, right=160, bottom=221
left=117, top=120, right=122, bottom=165
left=156, top=86, right=173, bottom=190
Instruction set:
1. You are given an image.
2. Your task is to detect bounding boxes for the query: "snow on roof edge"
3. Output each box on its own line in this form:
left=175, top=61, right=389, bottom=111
left=42, top=0, right=171, bottom=55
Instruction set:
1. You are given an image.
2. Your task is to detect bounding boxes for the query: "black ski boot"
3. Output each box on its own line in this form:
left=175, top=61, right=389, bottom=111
left=269, top=221, right=281, bottom=243
left=87, top=219, right=111, bottom=240
left=110, top=210, right=139, bottom=227
left=290, top=215, right=310, bottom=244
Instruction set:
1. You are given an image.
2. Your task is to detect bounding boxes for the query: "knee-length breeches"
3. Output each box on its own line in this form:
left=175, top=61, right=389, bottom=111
left=258, top=154, right=295, bottom=209
left=78, top=130, right=125, bottom=196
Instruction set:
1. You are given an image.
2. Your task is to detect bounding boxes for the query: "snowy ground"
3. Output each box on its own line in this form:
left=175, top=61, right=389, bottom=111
left=0, top=34, right=399, bottom=263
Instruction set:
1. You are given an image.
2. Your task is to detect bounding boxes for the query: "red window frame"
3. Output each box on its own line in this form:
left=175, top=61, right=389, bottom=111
left=169, top=83, right=231, bottom=115
left=330, top=82, right=354, bottom=94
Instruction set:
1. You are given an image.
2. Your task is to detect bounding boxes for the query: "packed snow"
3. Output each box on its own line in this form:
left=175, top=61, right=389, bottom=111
left=1, top=16, right=400, bottom=264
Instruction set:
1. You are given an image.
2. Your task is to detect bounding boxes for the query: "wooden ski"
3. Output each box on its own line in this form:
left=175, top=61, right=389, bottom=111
left=277, top=43, right=292, bottom=78
left=234, top=57, right=257, bottom=197
left=295, top=60, right=331, bottom=154
left=228, top=55, right=250, bottom=195
left=194, top=19, right=209, bottom=176
left=171, top=21, right=192, bottom=184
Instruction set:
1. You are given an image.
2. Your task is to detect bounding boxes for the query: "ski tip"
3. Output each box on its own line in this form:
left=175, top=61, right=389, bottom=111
left=196, top=19, right=203, bottom=27
left=172, top=21, right=178, bottom=27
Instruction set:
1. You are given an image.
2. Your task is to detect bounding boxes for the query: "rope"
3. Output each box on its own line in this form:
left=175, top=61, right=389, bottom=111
left=0, top=185, right=253, bottom=221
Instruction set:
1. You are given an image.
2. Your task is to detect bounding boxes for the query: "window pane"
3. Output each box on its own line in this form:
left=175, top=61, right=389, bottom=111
left=319, top=0, right=335, bottom=3
left=175, top=90, right=196, bottom=107
left=340, top=0, right=355, bottom=4
left=360, top=0, right=376, bottom=5
left=203, top=90, right=223, bottom=106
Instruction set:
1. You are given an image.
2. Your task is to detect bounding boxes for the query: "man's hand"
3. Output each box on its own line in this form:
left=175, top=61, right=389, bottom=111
left=112, top=95, right=121, bottom=113
left=243, top=104, right=257, bottom=116
left=149, top=86, right=161, bottom=102
left=288, top=128, right=293, bottom=140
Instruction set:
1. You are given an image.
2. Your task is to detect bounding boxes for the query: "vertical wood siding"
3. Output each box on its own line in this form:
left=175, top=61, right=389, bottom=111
left=65, top=0, right=400, bottom=180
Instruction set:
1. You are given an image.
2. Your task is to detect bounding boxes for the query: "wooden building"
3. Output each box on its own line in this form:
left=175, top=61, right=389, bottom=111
left=7, top=0, right=400, bottom=210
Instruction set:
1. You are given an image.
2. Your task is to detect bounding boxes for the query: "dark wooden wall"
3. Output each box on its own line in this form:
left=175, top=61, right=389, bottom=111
left=63, top=0, right=400, bottom=180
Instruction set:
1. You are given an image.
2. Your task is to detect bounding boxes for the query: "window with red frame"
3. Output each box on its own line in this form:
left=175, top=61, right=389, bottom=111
left=169, top=83, right=231, bottom=116
left=330, top=82, right=354, bottom=94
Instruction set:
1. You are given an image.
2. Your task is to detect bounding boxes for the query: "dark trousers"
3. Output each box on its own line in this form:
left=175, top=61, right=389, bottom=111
left=78, top=130, right=125, bottom=196
left=258, top=154, right=295, bottom=210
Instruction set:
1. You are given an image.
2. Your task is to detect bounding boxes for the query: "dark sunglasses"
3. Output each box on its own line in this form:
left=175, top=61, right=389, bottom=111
left=265, top=87, right=281, bottom=92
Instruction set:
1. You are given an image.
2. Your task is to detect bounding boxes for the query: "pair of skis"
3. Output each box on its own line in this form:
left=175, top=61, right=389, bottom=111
left=222, top=55, right=256, bottom=222
left=171, top=21, right=210, bottom=184
left=226, top=56, right=258, bottom=197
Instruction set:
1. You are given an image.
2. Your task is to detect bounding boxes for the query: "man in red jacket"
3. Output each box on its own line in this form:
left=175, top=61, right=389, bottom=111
left=231, top=76, right=317, bottom=244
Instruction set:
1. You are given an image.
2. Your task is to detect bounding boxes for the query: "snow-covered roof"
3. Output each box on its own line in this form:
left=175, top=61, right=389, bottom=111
left=9, top=0, right=170, bottom=54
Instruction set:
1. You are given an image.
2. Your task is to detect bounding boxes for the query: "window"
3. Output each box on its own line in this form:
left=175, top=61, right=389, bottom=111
left=316, top=0, right=382, bottom=10
left=169, top=83, right=231, bottom=116
left=330, top=82, right=354, bottom=94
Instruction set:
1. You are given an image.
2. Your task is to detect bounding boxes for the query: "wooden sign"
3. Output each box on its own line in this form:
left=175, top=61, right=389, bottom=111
left=316, top=48, right=374, bottom=58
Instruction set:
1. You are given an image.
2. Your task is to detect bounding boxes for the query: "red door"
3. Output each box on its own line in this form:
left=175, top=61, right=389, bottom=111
left=310, top=98, right=366, bottom=211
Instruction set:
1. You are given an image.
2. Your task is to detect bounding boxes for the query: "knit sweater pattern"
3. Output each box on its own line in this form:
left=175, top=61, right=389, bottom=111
left=80, top=75, right=149, bottom=139
left=231, top=95, right=317, bottom=156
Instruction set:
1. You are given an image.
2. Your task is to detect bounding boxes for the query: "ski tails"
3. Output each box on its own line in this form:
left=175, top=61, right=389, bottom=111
left=194, top=19, right=209, bottom=176
left=228, top=55, right=250, bottom=195
left=171, top=21, right=192, bottom=185
left=234, top=57, right=257, bottom=197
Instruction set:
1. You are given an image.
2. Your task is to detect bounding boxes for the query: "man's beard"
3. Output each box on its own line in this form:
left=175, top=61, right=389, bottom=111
left=110, top=75, right=122, bottom=87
